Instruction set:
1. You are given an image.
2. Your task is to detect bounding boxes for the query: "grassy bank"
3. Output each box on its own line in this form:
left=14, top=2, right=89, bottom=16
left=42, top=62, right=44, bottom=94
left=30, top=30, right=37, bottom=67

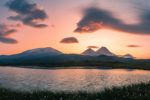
left=1, top=60, right=150, bottom=70
left=1, top=82, right=150, bottom=100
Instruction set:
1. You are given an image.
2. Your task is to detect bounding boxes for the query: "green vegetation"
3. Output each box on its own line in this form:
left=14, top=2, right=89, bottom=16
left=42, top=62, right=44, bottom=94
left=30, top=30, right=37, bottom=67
left=0, top=82, right=150, bottom=100
left=1, top=60, right=150, bottom=70
left=1, top=60, right=150, bottom=100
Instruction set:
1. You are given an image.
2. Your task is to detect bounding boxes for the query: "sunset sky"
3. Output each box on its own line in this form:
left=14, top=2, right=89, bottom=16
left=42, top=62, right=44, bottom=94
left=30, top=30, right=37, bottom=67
left=0, top=0, right=150, bottom=59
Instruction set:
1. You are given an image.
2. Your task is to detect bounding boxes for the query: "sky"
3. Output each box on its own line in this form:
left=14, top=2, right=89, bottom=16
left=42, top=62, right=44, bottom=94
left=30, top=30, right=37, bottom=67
left=0, top=0, right=150, bottom=59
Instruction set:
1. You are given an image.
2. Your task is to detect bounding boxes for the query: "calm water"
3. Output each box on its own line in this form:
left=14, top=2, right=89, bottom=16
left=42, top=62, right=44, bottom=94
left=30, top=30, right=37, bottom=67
left=0, top=66, right=150, bottom=91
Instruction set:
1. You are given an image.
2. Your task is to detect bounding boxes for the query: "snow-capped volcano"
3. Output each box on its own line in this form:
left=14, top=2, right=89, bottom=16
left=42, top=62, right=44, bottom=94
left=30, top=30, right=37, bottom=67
left=21, top=47, right=62, bottom=56
left=0, top=47, right=63, bottom=61
left=95, top=47, right=116, bottom=56
left=121, top=54, right=135, bottom=59
left=81, top=48, right=95, bottom=55
left=81, top=47, right=116, bottom=56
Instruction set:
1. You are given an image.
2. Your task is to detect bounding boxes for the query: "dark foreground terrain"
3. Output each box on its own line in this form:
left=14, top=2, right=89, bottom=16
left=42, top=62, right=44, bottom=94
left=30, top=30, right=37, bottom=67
left=1, top=60, right=150, bottom=70
left=0, top=54, right=150, bottom=70
left=0, top=82, right=150, bottom=100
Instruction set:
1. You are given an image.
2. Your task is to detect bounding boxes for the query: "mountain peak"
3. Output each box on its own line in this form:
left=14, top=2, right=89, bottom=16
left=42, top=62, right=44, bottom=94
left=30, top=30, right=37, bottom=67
left=21, top=47, right=62, bottom=55
left=96, top=46, right=109, bottom=52
left=122, top=54, right=135, bottom=59
left=81, top=46, right=116, bottom=56
left=101, top=46, right=108, bottom=49
left=81, top=48, right=95, bottom=55
left=95, top=46, right=116, bottom=56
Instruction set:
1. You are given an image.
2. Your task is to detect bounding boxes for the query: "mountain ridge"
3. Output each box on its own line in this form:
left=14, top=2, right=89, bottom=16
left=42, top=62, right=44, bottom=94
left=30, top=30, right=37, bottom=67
left=81, top=46, right=116, bottom=57
left=0, top=46, right=135, bottom=63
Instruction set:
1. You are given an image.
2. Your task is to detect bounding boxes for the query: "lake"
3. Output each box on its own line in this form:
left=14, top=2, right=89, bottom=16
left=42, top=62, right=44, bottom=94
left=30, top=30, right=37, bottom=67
left=0, top=66, right=150, bottom=92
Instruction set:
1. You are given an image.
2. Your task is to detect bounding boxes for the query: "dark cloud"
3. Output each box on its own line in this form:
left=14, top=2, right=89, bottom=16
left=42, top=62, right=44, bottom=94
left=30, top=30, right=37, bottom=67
left=6, top=0, right=48, bottom=28
left=88, top=46, right=99, bottom=49
left=60, top=37, right=79, bottom=44
left=10, top=24, right=22, bottom=27
left=0, top=24, right=18, bottom=44
left=0, top=37, right=17, bottom=44
left=127, top=45, right=141, bottom=48
left=74, top=7, right=150, bottom=34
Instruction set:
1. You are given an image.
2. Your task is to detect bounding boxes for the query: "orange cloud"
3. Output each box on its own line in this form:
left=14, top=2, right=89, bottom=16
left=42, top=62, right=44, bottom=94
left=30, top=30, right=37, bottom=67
left=75, top=21, right=103, bottom=33
left=75, top=7, right=150, bottom=34
left=88, top=46, right=99, bottom=49
left=127, top=45, right=141, bottom=48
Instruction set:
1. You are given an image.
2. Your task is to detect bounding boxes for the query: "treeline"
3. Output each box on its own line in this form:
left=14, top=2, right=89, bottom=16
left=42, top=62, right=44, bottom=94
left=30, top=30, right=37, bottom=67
left=0, top=60, right=150, bottom=70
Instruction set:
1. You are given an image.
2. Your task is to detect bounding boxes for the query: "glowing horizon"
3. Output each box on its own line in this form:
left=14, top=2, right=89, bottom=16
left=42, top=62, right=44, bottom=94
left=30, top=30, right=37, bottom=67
left=0, top=0, right=150, bottom=59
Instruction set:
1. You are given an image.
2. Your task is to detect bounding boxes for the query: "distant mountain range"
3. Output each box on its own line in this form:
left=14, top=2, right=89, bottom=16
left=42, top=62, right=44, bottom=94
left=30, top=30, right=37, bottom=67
left=81, top=47, right=134, bottom=59
left=82, top=47, right=116, bottom=56
left=120, top=54, right=135, bottom=59
left=0, top=47, right=136, bottom=64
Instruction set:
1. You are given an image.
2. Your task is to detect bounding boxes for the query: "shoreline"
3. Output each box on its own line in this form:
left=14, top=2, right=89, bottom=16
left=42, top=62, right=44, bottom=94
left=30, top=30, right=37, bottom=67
left=0, top=60, right=150, bottom=70
left=0, top=65, right=141, bottom=71
left=0, top=64, right=149, bottom=72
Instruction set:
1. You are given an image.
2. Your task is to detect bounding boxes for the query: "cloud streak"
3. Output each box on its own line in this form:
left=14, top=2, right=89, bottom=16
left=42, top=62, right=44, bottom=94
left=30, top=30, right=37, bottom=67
left=6, top=0, right=48, bottom=28
left=0, top=24, right=18, bottom=44
left=88, top=46, right=99, bottom=49
left=60, top=37, right=79, bottom=44
left=127, top=45, right=141, bottom=48
left=75, top=7, right=150, bottom=34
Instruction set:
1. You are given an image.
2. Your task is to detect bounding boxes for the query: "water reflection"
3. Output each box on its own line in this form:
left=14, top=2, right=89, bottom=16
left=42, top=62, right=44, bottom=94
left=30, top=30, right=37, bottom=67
left=0, top=66, right=150, bottom=91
